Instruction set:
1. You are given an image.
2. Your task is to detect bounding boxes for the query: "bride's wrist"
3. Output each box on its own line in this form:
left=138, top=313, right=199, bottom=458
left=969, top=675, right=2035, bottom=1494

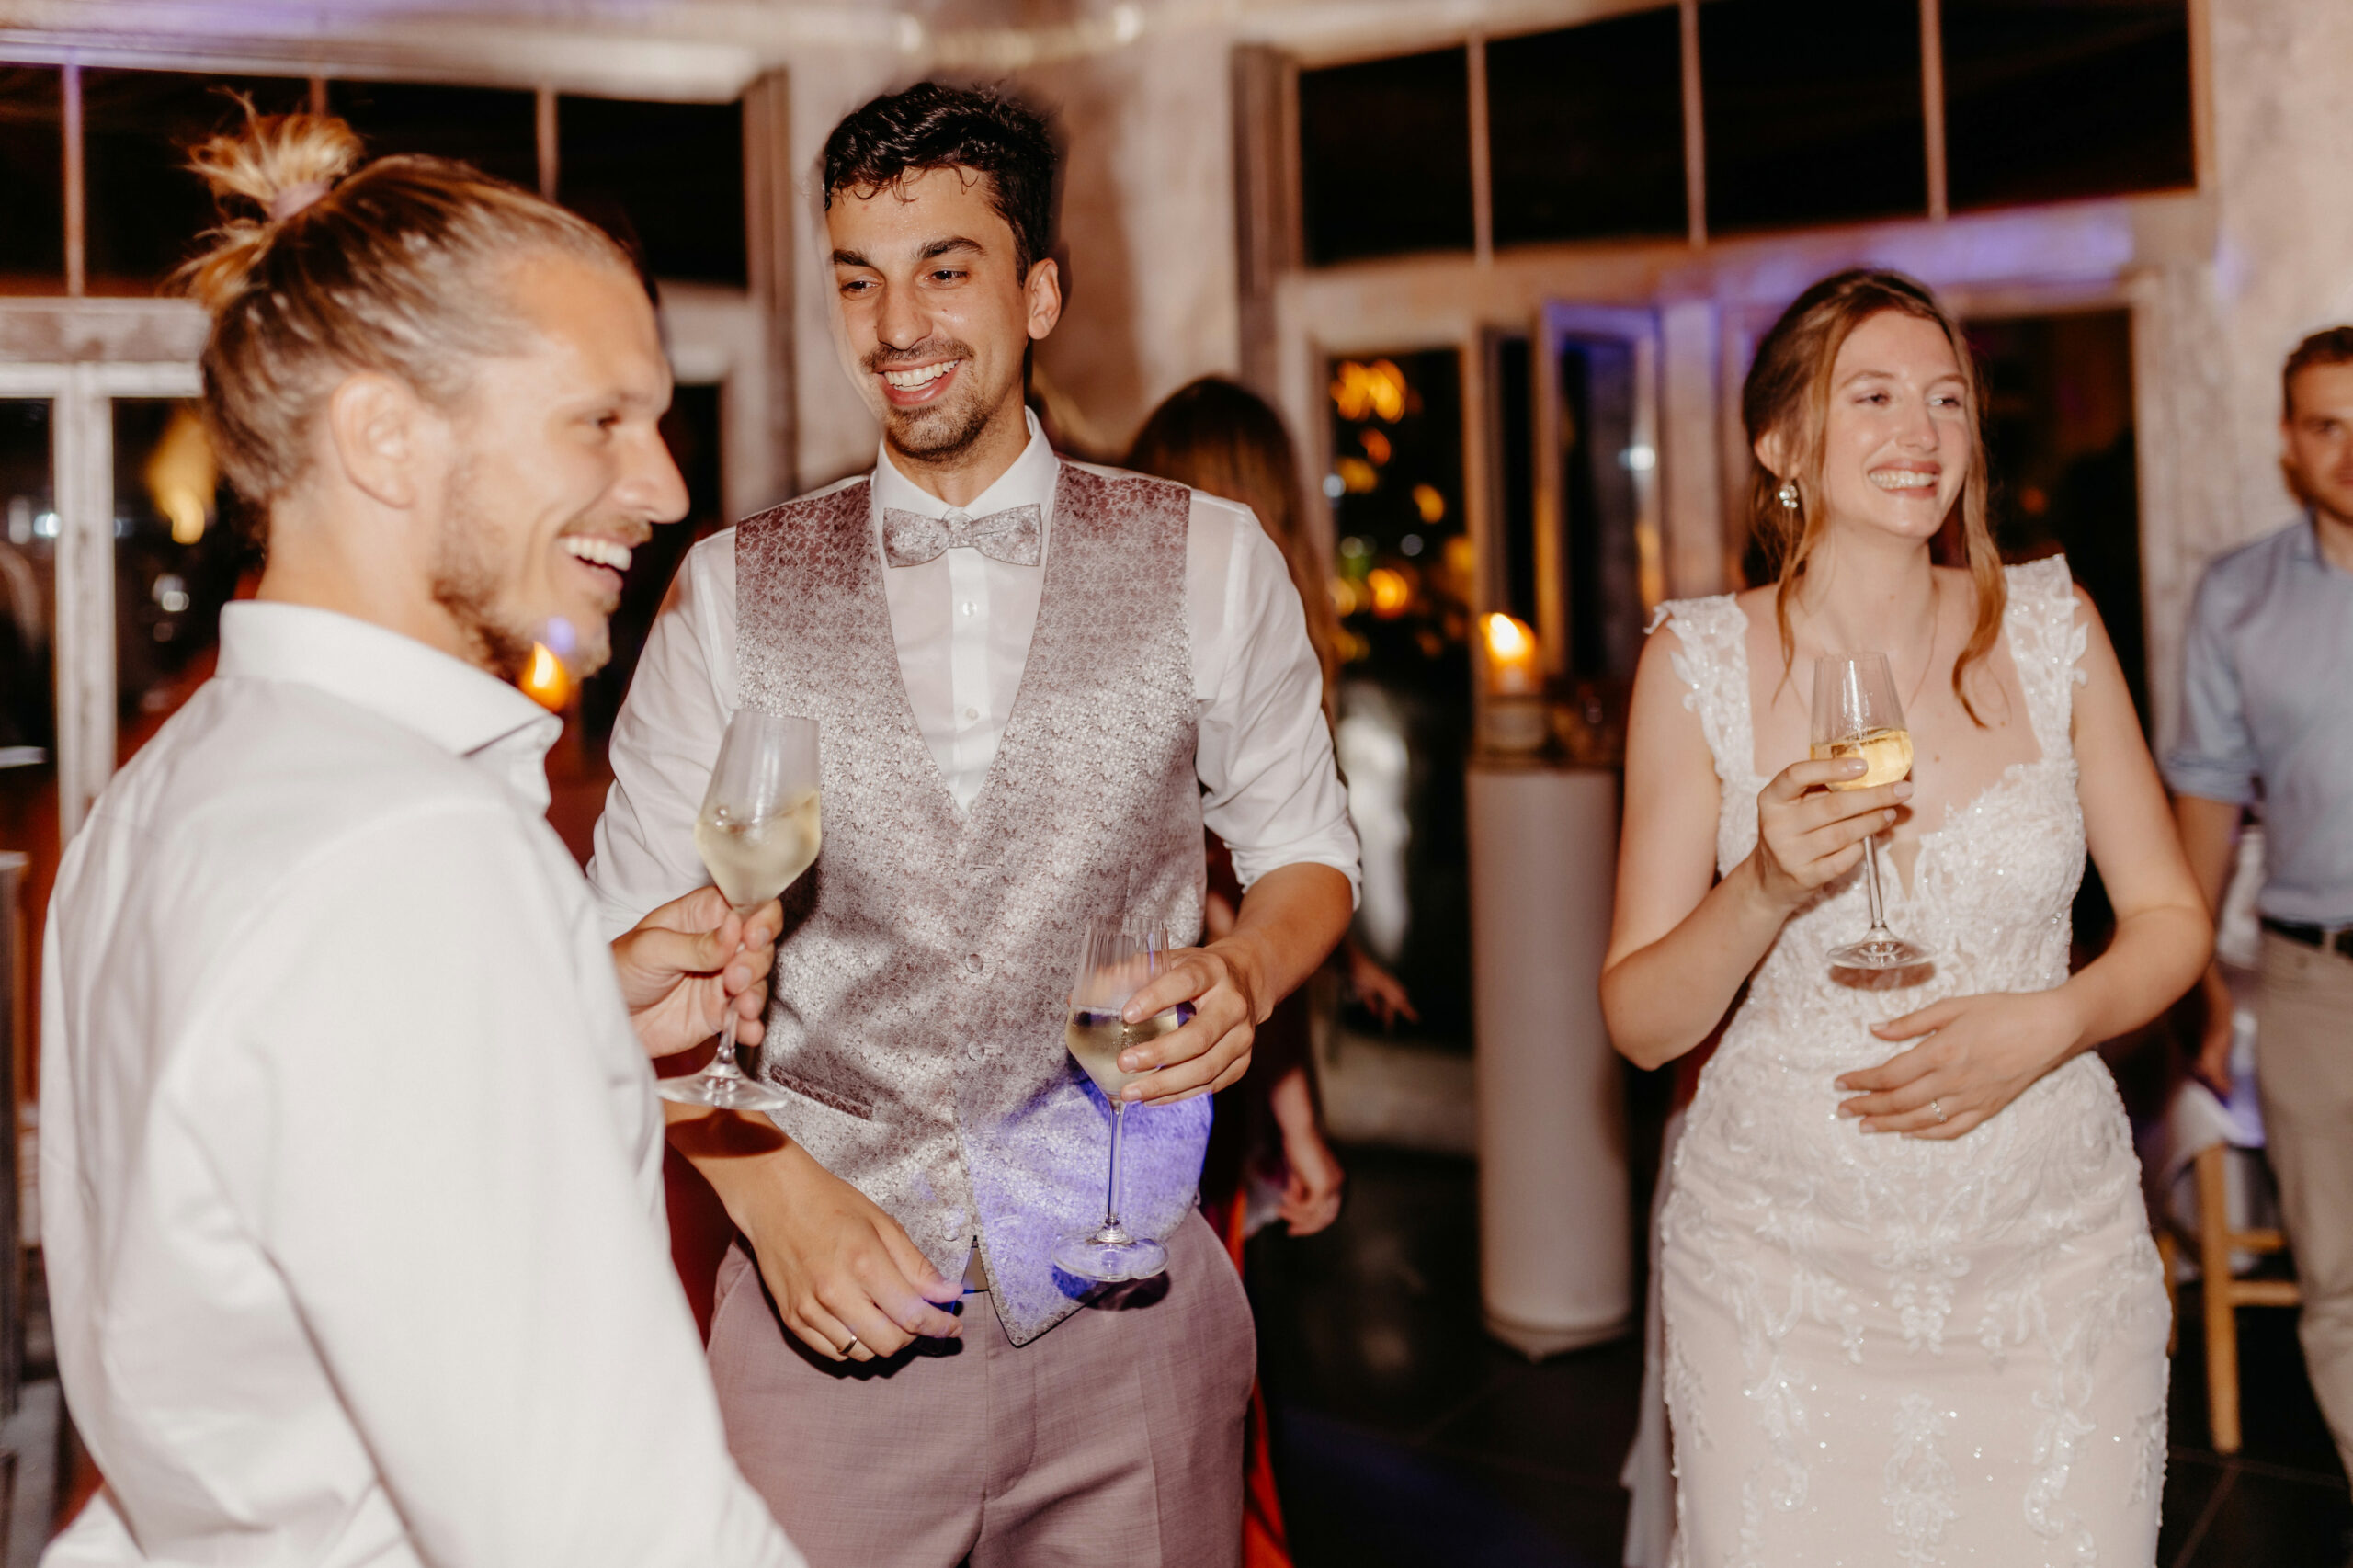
left=1732, top=850, right=1802, bottom=921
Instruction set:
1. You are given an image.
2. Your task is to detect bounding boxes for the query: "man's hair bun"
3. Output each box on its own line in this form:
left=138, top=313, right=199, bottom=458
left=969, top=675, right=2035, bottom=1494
left=180, top=111, right=363, bottom=318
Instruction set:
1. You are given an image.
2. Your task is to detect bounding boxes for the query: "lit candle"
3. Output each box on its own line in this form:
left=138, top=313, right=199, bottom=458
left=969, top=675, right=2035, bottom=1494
left=520, top=642, right=573, bottom=711
left=1483, top=613, right=1541, bottom=697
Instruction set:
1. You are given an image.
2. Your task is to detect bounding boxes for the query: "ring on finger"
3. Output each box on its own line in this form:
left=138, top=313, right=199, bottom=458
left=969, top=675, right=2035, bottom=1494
left=1929, top=1099, right=1948, bottom=1124
left=840, top=1332, right=861, bottom=1357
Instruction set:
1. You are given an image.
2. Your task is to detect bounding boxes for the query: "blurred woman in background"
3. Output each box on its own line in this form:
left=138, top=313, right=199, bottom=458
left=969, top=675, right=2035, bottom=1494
left=1127, top=375, right=1415, bottom=1568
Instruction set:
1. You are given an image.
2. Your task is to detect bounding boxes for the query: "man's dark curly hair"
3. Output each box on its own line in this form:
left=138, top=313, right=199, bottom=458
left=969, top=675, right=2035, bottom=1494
left=822, top=82, right=1059, bottom=278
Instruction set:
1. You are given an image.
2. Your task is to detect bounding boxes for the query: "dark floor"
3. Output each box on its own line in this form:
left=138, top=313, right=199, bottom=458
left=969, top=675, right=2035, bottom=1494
left=1248, top=1143, right=2351, bottom=1568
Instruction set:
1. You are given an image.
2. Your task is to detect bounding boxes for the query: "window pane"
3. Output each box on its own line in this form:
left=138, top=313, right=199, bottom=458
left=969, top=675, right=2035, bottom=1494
left=0, top=402, right=56, bottom=852
left=1966, top=310, right=2144, bottom=718
left=1326, top=348, right=1472, bottom=1043
left=1488, top=9, right=1686, bottom=247
left=84, top=71, right=310, bottom=294
left=1944, top=0, right=2192, bottom=211
left=112, top=401, right=255, bottom=757
left=1559, top=335, right=1646, bottom=682
left=328, top=81, right=538, bottom=191
left=559, top=97, right=745, bottom=286
left=1699, top=0, right=1927, bottom=233
left=0, top=70, right=64, bottom=291
left=1299, top=49, right=1473, bottom=266
left=1492, top=335, right=1537, bottom=628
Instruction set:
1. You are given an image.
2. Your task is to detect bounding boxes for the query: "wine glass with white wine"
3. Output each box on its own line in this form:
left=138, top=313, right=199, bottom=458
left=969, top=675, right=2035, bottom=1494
left=657, top=709, right=821, bottom=1112
left=1811, top=653, right=1932, bottom=971
left=1052, top=925, right=1189, bottom=1283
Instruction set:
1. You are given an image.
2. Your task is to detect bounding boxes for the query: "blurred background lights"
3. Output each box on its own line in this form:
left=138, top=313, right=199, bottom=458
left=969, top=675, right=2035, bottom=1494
left=1329, top=358, right=1408, bottom=423
left=1365, top=565, right=1413, bottom=618
left=1412, top=483, right=1446, bottom=524
left=1336, top=457, right=1379, bottom=494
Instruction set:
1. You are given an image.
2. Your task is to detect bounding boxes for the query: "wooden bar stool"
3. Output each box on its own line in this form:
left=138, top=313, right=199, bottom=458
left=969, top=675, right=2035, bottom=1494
left=2157, top=1142, right=2301, bottom=1454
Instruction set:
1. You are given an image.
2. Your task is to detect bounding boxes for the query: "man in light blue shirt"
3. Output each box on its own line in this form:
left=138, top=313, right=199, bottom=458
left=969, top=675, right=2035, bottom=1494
left=2168, top=325, right=2353, bottom=1481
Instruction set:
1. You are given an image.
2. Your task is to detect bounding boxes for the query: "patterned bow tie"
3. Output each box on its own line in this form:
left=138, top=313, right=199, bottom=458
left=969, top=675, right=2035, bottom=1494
left=881, top=504, right=1043, bottom=569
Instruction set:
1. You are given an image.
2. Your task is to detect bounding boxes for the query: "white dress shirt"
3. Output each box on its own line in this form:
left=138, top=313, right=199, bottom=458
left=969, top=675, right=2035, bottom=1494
left=590, top=410, right=1358, bottom=936
left=40, top=603, right=801, bottom=1568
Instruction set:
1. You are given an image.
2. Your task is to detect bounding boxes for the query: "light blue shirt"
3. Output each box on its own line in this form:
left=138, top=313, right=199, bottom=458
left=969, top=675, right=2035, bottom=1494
left=2164, top=517, right=2353, bottom=925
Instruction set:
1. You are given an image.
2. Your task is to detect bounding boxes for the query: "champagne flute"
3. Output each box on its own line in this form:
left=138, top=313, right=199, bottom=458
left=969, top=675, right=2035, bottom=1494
left=657, top=710, right=821, bottom=1112
left=1052, top=926, right=1188, bottom=1283
left=1811, top=653, right=1932, bottom=971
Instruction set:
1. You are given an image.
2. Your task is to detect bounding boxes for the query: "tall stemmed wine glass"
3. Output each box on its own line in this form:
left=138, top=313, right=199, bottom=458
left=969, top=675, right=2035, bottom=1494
left=1052, top=926, right=1186, bottom=1283
left=658, top=710, right=821, bottom=1112
left=1811, top=653, right=1932, bottom=971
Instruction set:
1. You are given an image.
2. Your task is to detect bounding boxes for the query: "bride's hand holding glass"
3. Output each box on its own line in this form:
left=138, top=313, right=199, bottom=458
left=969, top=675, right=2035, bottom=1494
left=1746, top=757, right=1913, bottom=912
left=1835, top=987, right=2090, bottom=1139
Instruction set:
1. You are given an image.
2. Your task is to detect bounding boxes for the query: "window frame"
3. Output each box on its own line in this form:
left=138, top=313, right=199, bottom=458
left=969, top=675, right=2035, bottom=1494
left=0, top=58, right=793, bottom=844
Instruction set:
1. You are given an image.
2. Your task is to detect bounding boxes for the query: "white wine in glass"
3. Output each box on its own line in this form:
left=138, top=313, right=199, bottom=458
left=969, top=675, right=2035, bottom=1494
left=1052, top=926, right=1185, bottom=1283
left=1811, top=654, right=1932, bottom=971
left=659, top=710, right=821, bottom=1113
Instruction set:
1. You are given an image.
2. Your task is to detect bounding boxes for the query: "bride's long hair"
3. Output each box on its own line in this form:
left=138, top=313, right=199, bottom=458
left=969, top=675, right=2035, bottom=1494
left=1743, top=268, right=2002, bottom=724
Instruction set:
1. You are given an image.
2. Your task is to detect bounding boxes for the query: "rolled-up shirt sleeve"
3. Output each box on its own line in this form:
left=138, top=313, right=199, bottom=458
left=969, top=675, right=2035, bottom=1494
left=2164, top=567, right=2262, bottom=807
left=1189, top=495, right=1362, bottom=900
left=590, top=532, right=740, bottom=939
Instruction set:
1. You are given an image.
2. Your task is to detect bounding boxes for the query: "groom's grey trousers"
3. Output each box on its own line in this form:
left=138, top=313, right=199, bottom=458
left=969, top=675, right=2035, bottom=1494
left=707, top=1209, right=1253, bottom=1568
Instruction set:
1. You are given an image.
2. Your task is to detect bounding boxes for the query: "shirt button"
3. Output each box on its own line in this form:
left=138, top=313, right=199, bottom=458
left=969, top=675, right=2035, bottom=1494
left=961, top=601, right=976, bottom=617
left=964, top=706, right=980, bottom=721
left=964, top=952, right=985, bottom=974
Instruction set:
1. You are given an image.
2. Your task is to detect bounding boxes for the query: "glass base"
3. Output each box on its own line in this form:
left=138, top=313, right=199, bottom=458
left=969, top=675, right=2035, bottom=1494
left=1826, top=931, right=1936, bottom=971
left=656, top=1069, right=792, bottom=1113
left=1052, top=1226, right=1168, bottom=1283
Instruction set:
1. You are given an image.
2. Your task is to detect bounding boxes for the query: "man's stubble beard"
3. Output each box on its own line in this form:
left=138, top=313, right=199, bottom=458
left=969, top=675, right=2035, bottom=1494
left=428, top=460, right=613, bottom=685
left=872, top=340, right=1016, bottom=467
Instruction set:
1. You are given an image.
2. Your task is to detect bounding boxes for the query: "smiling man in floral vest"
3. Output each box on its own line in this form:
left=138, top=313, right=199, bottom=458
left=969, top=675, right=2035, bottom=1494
left=588, top=83, right=1358, bottom=1568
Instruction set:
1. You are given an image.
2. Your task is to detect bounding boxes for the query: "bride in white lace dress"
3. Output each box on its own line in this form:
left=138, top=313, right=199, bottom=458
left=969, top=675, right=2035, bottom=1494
left=1602, top=271, right=2211, bottom=1566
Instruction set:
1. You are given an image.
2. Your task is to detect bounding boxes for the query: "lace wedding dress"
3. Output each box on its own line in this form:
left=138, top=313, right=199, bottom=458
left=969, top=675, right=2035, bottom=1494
left=1654, top=559, right=2168, bottom=1567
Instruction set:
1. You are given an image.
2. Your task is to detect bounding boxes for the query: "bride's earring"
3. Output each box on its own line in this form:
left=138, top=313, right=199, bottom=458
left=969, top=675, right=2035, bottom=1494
left=1777, top=478, right=1800, bottom=511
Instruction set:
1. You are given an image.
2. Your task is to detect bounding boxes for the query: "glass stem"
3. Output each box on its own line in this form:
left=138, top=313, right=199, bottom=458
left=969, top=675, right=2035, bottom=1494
left=701, top=903, right=754, bottom=1085
left=1861, top=831, right=1891, bottom=935
left=696, top=1003, right=743, bottom=1074
left=1103, top=1099, right=1129, bottom=1230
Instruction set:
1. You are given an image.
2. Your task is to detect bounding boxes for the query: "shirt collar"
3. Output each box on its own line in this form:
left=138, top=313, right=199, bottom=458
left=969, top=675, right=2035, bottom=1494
left=215, top=602, right=562, bottom=763
left=870, top=406, right=1060, bottom=524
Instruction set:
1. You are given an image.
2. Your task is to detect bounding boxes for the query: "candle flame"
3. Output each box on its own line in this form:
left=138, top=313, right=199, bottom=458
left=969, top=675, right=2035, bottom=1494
left=520, top=642, right=572, bottom=711
left=1483, top=612, right=1535, bottom=662
left=144, top=406, right=218, bottom=547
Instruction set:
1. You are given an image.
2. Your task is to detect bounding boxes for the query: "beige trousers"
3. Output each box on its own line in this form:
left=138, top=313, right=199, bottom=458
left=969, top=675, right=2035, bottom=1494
left=708, top=1208, right=1255, bottom=1568
left=2256, top=931, right=2353, bottom=1479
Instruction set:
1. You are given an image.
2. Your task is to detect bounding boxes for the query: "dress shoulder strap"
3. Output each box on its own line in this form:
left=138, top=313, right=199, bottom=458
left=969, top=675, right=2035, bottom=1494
left=1647, top=594, right=1756, bottom=790
left=1996, top=555, right=2088, bottom=759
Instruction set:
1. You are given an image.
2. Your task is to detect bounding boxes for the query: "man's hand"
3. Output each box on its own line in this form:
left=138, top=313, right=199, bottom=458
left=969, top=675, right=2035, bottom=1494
left=683, top=1128, right=963, bottom=1362
left=610, top=887, right=782, bottom=1059
left=1117, top=941, right=1265, bottom=1106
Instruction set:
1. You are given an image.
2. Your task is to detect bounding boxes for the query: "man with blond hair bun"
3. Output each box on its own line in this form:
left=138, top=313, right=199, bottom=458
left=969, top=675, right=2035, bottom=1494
left=40, top=112, right=803, bottom=1567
